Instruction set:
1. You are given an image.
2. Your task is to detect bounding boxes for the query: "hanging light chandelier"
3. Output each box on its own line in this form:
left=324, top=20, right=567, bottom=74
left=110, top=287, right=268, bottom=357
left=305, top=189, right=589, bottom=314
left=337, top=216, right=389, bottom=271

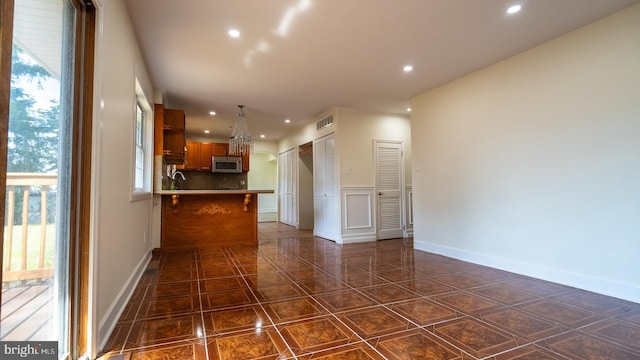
left=229, top=104, right=253, bottom=156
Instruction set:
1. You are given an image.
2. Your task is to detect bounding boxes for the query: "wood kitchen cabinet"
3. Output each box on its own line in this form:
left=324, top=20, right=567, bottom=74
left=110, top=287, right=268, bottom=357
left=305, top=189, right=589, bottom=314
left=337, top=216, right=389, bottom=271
left=212, top=143, right=228, bottom=156
left=163, top=109, right=185, bottom=164
left=185, top=141, right=214, bottom=170
left=184, top=140, right=199, bottom=170
left=160, top=191, right=274, bottom=249
left=199, top=142, right=214, bottom=170
left=242, top=151, right=250, bottom=172
left=183, top=141, right=248, bottom=171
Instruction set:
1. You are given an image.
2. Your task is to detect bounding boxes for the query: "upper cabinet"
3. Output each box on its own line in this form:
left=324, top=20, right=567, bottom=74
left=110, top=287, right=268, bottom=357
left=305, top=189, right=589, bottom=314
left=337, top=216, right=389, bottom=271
left=199, top=142, right=215, bottom=171
left=163, top=108, right=185, bottom=164
left=182, top=141, right=249, bottom=172
left=185, top=141, right=216, bottom=171
left=212, top=143, right=228, bottom=156
left=241, top=150, right=250, bottom=172
left=184, top=140, right=199, bottom=170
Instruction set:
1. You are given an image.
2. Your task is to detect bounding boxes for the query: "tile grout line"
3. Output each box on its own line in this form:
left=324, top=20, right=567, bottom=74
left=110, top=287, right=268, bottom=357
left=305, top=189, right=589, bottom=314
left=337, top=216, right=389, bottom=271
left=118, top=260, right=154, bottom=355
left=228, top=247, right=300, bottom=360
left=304, top=249, right=543, bottom=358
left=327, top=260, right=566, bottom=359
left=194, top=250, right=210, bottom=360
left=262, top=249, right=392, bottom=359
left=274, top=250, right=508, bottom=359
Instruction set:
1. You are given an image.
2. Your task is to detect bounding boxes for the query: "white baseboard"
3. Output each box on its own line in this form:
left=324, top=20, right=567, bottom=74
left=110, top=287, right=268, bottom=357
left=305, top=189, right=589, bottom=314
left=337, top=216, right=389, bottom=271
left=414, top=240, right=640, bottom=304
left=98, top=251, right=152, bottom=351
left=340, top=233, right=377, bottom=244
left=258, top=211, right=277, bottom=222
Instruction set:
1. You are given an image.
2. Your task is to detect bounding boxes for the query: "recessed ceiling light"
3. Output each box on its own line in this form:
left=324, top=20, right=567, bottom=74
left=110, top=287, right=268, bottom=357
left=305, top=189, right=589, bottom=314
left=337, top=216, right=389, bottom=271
left=507, top=5, right=521, bottom=14
left=407, top=107, right=412, bottom=112
left=228, top=29, right=240, bottom=38
left=284, top=119, right=291, bottom=123
left=209, top=111, right=216, bottom=116
left=260, top=134, right=266, bottom=138
left=403, top=65, right=413, bottom=72
left=204, top=130, right=210, bottom=134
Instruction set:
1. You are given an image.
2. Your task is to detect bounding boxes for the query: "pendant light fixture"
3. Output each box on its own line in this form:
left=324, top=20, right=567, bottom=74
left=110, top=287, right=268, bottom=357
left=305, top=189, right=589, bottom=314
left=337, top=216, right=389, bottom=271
left=229, top=105, right=253, bottom=156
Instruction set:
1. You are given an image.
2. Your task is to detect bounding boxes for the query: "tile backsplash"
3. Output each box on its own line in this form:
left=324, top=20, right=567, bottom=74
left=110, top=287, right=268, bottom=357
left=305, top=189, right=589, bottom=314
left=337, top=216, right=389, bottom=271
left=168, top=171, right=248, bottom=190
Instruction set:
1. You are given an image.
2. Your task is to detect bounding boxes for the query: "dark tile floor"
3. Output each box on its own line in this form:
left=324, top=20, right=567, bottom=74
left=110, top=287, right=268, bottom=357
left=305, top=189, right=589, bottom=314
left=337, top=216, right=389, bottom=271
left=99, top=223, right=640, bottom=359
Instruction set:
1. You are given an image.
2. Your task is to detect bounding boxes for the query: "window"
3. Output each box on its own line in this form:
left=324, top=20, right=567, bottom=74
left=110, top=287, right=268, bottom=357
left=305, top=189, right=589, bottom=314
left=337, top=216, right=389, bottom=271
left=132, top=80, right=152, bottom=200
left=135, top=101, right=145, bottom=190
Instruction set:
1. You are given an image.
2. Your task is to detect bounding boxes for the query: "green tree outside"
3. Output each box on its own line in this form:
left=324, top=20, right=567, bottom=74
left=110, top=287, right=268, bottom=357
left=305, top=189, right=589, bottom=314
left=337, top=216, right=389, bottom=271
left=5, top=45, right=60, bottom=225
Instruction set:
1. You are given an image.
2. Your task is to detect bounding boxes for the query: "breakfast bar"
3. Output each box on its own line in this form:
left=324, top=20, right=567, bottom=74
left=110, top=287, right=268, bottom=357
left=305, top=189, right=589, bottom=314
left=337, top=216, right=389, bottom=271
left=158, top=190, right=274, bottom=250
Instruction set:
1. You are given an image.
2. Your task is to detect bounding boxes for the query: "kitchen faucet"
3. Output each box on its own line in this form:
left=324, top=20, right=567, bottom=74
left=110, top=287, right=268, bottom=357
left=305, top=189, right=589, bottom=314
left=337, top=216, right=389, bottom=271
left=167, top=165, right=186, bottom=190
left=173, top=171, right=186, bottom=181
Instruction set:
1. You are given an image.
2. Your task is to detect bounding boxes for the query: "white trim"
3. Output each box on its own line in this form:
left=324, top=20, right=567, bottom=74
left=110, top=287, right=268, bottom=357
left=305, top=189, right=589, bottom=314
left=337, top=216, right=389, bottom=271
left=404, top=185, right=413, bottom=237
left=341, top=233, right=377, bottom=244
left=258, top=193, right=278, bottom=222
left=130, top=191, right=152, bottom=202
left=340, top=187, right=376, bottom=243
left=258, top=212, right=278, bottom=222
left=88, top=3, right=105, bottom=358
left=130, top=78, right=153, bottom=201
left=344, top=193, right=372, bottom=229
left=98, top=251, right=152, bottom=351
left=414, top=240, right=640, bottom=304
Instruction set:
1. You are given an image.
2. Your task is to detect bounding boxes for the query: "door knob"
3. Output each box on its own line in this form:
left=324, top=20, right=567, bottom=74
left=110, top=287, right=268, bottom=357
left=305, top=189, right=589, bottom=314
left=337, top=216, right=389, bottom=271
left=378, top=192, right=383, bottom=196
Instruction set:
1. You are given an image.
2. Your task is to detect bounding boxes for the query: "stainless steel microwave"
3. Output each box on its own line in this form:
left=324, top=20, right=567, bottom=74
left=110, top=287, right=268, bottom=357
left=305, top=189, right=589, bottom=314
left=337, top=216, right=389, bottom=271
left=211, top=156, right=242, bottom=173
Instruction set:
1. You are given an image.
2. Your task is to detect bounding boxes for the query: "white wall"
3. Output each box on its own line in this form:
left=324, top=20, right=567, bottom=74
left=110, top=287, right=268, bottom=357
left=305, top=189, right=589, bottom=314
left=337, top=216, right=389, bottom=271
left=278, top=108, right=412, bottom=242
left=278, top=108, right=411, bottom=188
left=337, top=109, right=411, bottom=186
left=411, top=5, right=640, bottom=302
left=278, top=110, right=335, bottom=154
left=93, top=0, right=154, bottom=350
left=248, top=152, right=278, bottom=221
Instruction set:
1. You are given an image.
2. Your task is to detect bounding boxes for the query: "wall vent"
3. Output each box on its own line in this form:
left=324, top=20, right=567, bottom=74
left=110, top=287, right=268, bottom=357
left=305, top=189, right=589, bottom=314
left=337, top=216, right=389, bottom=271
left=316, top=115, right=334, bottom=130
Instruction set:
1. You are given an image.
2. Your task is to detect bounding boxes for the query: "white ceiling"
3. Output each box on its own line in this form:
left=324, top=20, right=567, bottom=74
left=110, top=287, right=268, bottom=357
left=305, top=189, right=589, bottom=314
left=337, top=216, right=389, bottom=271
left=124, top=0, right=640, bottom=141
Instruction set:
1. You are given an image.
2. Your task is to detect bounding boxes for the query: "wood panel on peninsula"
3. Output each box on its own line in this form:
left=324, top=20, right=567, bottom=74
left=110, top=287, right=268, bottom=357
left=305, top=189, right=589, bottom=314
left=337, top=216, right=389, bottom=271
left=159, top=190, right=273, bottom=250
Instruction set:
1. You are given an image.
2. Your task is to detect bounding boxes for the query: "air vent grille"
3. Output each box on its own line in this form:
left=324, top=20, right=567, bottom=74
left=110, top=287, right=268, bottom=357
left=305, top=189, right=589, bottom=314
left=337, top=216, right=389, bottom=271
left=316, top=115, right=334, bottom=130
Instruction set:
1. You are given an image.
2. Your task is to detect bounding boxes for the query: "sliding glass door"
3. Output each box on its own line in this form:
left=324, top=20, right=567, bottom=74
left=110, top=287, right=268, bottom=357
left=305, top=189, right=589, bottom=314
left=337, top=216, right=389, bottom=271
left=1, top=0, right=94, bottom=358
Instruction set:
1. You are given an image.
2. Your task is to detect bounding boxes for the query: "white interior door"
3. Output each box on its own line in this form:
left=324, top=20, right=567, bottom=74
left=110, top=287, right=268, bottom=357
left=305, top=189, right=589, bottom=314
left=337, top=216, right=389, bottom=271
left=278, top=149, right=297, bottom=226
left=313, top=134, right=338, bottom=240
left=375, top=141, right=404, bottom=239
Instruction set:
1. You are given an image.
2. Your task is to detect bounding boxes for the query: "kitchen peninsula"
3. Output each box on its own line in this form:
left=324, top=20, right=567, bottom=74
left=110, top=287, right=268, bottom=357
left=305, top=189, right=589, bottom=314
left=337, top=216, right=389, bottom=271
left=157, top=189, right=274, bottom=250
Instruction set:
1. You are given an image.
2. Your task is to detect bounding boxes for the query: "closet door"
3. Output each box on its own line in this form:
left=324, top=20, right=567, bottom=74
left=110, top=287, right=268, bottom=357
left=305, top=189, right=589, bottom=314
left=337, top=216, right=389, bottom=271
left=288, top=149, right=298, bottom=226
left=375, top=141, right=404, bottom=239
left=313, top=134, right=338, bottom=240
left=278, top=149, right=297, bottom=226
left=278, top=151, right=287, bottom=224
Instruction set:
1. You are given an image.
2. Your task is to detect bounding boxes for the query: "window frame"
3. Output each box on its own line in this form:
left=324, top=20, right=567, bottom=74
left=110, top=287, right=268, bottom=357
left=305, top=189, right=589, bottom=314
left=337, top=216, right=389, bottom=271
left=131, top=79, right=152, bottom=201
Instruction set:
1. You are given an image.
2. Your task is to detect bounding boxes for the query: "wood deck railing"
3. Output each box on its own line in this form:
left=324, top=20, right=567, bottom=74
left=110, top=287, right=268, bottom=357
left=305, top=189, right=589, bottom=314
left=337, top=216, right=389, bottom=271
left=3, top=173, right=57, bottom=283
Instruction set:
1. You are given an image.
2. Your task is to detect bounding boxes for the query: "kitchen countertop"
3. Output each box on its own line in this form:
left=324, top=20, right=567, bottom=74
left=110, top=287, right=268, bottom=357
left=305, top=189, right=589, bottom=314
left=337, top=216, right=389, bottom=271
left=155, top=189, right=274, bottom=195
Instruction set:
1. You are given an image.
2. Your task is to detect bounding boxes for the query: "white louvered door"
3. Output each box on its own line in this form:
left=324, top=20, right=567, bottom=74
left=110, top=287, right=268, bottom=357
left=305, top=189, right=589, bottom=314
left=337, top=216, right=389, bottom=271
left=375, top=141, right=404, bottom=239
